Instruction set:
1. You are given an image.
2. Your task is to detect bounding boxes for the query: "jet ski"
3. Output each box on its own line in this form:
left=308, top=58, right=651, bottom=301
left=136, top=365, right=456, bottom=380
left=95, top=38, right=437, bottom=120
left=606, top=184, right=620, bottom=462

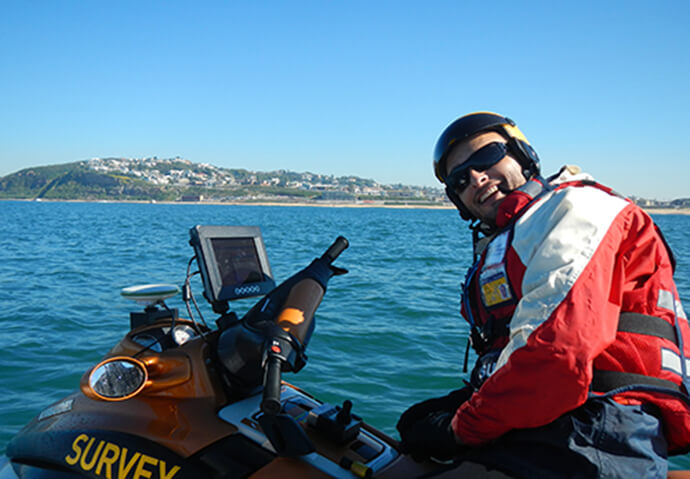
left=0, top=225, right=454, bottom=478
left=1, top=225, right=688, bottom=479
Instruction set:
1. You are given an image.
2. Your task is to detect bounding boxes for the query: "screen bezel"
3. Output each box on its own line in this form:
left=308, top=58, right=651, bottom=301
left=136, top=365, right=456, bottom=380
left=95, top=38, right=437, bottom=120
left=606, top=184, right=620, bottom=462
left=189, top=225, right=275, bottom=307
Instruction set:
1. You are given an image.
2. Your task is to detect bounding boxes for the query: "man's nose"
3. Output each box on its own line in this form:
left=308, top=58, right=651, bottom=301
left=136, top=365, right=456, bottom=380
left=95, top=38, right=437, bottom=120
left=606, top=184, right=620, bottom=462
left=467, top=168, right=488, bottom=187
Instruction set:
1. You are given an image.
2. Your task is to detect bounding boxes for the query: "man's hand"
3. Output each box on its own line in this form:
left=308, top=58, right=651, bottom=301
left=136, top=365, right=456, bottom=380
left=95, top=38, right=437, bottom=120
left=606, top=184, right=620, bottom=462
left=398, top=411, right=463, bottom=462
left=396, top=386, right=473, bottom=437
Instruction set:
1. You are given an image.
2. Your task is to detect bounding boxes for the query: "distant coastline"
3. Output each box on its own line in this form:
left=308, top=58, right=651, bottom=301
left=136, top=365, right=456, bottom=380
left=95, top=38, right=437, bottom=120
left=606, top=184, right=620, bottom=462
left=643, top=207, right=690, bottom=216
left=5, top=197, right=690, bottom=214
left=5, top=197, right=451, bottom=210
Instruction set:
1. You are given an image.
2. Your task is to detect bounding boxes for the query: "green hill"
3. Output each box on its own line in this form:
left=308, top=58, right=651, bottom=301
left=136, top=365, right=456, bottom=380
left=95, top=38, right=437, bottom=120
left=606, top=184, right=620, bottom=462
left=0, top=162, right=177, bottom=201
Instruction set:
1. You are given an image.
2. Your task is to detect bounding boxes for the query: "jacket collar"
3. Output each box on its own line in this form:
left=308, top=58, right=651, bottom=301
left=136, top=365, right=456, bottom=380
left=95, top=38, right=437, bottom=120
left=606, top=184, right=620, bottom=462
left=494, top=177, right=548, bottom=229
left=493, top=165, right=591, bottom=229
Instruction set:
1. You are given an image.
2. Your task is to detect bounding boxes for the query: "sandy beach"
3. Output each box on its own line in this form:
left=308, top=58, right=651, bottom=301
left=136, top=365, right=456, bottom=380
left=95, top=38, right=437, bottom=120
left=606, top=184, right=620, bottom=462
left=643, top=208, right=690, bottom=215
left=6, top=198, right=690, bottom=214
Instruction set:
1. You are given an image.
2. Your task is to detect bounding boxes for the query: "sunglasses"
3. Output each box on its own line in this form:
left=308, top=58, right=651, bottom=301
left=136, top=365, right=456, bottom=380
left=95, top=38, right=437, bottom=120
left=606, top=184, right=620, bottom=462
left=444, top=142, right=509, bottom=192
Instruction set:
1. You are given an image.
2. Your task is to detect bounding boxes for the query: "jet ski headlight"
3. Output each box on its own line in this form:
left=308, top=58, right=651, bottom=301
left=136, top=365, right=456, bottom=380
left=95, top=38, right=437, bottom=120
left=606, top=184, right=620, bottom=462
left=88, top=356, right=148, bottom=401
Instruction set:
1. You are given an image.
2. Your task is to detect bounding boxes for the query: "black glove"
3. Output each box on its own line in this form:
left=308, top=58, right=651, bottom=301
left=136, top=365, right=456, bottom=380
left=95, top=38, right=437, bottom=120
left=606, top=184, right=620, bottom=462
left=398, top=411, right=460, bottom=462
left=396, top=386, right=473, bottom=438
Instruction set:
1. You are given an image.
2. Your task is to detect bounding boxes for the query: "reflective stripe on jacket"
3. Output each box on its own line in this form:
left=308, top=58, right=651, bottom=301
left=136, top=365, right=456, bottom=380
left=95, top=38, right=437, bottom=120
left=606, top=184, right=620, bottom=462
left=453, top=167, right=690, bottom=453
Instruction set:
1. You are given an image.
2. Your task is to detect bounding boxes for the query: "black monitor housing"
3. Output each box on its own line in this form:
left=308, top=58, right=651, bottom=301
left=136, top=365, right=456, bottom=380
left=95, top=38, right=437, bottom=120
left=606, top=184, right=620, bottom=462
left=189, top=225, right=275, bottom=312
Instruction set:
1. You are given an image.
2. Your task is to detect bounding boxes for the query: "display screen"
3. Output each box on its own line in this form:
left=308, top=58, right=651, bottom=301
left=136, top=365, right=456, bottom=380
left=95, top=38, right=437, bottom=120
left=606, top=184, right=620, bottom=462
left=190, top=225, right=275, bottom=306
left=211, top=237, right=264, bottom=286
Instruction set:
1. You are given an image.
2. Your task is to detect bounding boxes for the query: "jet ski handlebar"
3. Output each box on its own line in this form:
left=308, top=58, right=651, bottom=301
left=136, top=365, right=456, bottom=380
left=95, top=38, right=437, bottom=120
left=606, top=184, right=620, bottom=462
left=260, top=236, right=349, bottom=416
left=321, top=235, right=349, bottom=263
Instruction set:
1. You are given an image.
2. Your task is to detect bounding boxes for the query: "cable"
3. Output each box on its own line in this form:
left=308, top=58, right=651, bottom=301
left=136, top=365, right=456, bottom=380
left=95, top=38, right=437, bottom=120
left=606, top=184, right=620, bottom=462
left=188, top=278, right=210, bottom=331
left=183, top=257, right=198, bottom=325
left=184, top=255, right=210, bottom=333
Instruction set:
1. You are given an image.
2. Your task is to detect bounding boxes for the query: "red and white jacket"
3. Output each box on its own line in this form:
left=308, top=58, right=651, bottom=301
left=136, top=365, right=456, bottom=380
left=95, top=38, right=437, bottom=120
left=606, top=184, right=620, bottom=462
left=452, top=166, right=690, bottom=453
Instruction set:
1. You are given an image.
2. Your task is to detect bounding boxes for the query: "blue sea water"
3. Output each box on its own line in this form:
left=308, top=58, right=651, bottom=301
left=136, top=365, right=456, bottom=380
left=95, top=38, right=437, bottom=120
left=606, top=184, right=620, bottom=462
left=0, top=200, right=689, bottom=469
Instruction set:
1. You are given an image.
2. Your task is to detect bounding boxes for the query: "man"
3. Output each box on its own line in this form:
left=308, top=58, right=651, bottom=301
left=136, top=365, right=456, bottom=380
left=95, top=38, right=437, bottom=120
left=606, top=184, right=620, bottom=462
left=397, top=112, right=690, bottom=478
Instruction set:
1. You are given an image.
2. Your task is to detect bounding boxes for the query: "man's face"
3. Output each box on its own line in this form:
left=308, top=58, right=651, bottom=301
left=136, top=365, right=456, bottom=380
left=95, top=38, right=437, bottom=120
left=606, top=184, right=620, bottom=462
left=445, top=131, right=527, bottom=224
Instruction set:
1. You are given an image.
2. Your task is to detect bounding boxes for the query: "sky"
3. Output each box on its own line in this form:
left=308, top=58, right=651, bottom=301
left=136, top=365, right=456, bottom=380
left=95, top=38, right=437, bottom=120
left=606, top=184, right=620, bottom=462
left=1, top=1, right=689, bottom=200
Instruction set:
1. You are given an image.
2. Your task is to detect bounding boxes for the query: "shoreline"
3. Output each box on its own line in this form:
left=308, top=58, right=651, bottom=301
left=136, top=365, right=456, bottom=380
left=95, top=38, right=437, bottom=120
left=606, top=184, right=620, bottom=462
left=643, top=208, right=690, bottom=215
left=3, top=198, right=690, bottom=214
left=2, top=197, right=454, bottom=210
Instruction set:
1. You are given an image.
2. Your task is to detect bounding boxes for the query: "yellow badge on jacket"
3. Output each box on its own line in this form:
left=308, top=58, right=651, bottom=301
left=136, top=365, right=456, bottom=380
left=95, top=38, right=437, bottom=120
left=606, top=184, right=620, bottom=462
left=480, top=267, right=513, bottom=307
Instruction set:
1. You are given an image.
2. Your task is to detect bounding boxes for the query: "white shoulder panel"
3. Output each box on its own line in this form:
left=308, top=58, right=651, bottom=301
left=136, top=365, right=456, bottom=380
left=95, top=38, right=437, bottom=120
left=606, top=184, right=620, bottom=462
left=494, top=186, right=629, bottom=371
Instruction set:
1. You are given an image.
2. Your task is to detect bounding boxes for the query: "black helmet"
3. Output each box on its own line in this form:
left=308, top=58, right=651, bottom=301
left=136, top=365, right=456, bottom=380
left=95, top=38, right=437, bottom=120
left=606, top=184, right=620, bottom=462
left=433, top=112, right=541, bottom=220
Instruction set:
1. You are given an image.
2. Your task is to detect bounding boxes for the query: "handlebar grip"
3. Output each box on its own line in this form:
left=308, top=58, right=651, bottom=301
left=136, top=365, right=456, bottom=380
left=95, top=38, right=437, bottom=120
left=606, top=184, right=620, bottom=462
left=321, top=236, right=349, bottom=263
left=261, top=356, right=283, bottom=416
